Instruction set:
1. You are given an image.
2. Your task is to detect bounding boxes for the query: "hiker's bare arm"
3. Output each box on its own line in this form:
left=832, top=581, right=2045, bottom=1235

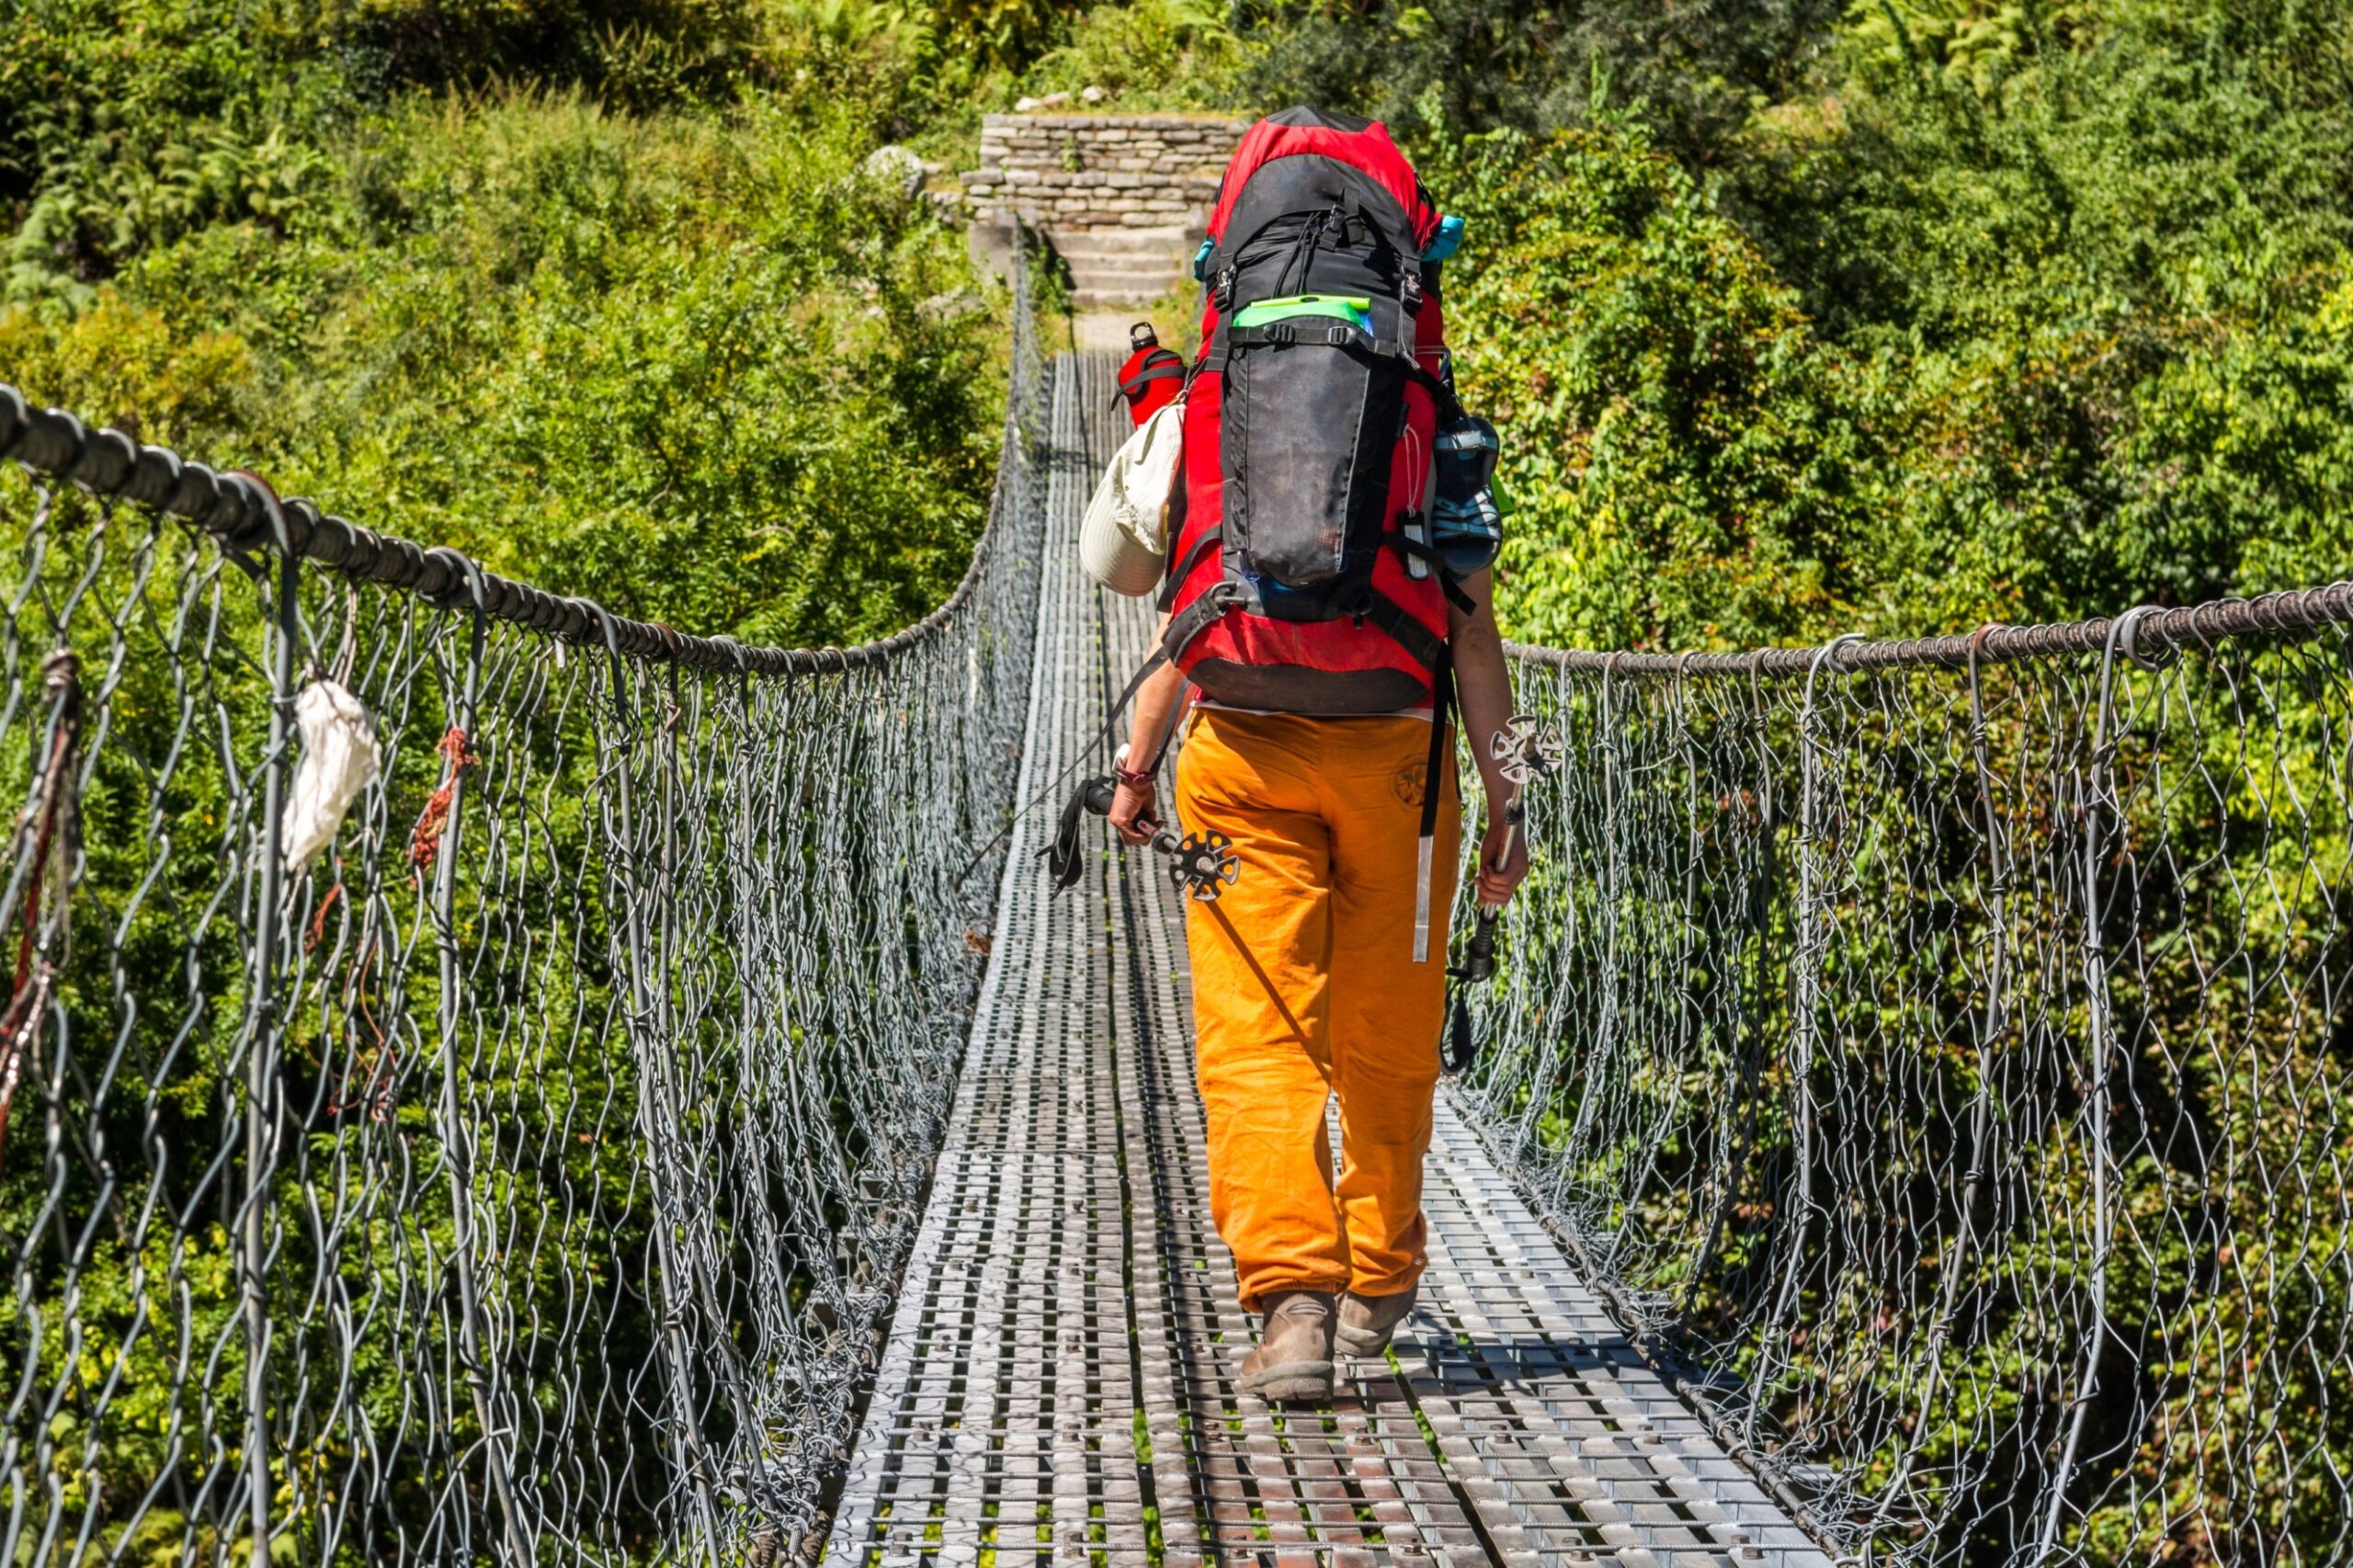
left=1108, top=626, right=1187, bottom=845
left=1449, top=570, right=1530, bottom=908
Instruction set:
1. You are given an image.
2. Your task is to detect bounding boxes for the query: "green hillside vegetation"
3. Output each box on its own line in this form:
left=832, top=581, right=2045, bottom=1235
left=7, top=0, right=2346, bottom=652
left=1, top=0, right=1010, bottom=646
left=1319, top=0, right=2353, bottom=649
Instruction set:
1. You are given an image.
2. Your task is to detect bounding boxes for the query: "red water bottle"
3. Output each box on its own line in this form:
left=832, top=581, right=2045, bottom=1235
left=1114, top=322, right=1186, bottom=426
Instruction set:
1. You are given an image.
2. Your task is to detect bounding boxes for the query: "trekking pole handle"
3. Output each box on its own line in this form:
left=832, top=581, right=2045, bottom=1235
left=1079, top=773, right=1239, bottom=901
left=1083, top=773, right=1163, bottom=838
left=1473, top=784, right=1529, bottom=922
left=1461, top=907, right=1501, bottom=981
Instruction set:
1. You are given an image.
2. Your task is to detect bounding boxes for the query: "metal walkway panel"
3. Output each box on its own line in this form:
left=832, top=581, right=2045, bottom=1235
left=826, top=353, right=1835, bottom=1568
left=825, top=351, right=1161, bottom=1567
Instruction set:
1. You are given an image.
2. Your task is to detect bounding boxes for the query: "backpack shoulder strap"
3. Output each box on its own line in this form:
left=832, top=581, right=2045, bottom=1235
left=1158, top=525, right=1223, bottom=612
left=1359, top=589, right=1445, bottom=673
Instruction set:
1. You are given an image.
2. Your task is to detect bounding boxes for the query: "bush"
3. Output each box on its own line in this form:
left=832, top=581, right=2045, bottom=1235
left=1429, top=118, right=1871, bottom=651
left=1237, top=0, right=1840, bottom=160
left=0, top=0, right=354, bottom=301
left=5, top=84, right=1006, bottom=648
left=1017, top=0, right=1248, bottom=110
left=1405, top=0, right=2353, bottom=653
left=1726, top=0, right=2353, bottom=628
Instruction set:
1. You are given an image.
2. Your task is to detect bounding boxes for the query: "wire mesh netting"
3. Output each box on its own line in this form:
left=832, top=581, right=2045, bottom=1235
left=1469, top=604, right=2353, bottom=1566
left=0, top=250, right=1047, bottom=1564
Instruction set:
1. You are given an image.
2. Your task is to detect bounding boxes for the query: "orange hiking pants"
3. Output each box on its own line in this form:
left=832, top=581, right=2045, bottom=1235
left=1173, top=708, right=1462, bottom=1312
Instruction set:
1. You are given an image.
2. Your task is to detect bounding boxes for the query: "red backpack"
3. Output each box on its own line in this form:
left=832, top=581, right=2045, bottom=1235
left=1159, top=107, right=1461, bottom=715
left=1063, top=110, right=1467, bottom=957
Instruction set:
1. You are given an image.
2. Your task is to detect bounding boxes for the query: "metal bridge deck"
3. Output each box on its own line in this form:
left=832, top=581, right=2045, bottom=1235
left=824, top=354, right=1833, bottom=1568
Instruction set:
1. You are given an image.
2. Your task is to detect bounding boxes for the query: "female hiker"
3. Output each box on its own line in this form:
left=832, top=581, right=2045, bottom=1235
left=1105, top=108, right=1527, bottom=1403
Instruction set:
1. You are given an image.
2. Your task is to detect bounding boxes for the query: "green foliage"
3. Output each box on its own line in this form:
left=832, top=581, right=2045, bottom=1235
left=1018, top=0, right=1248, bottom=108
left=1838, top=0, right=2104, bottom=98
left=926, top=0, right=1086, bottom=66
left=5, top=85, right=1005, bottom=646
left=0, top=0, right=352, bottom=300
left=324, top=0, right=767, bottom=102
left=1393, top=0, right=2353, bottom=651
left=1237, top=0, right=1841, bottom=158
left=1737, top=0, right=2353, bottom=629
left=0, top=291, right=256, bottom=440
left=0, top=0, right=1099, bottom=311
left=1429, top=118, right=1870, bottom=651
left=1768, top=4, right=2353, bottom=347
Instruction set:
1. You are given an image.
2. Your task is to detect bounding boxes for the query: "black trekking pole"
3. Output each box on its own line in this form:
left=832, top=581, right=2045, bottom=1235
left=1443, top=715, right=1562, bottom=1074
left=1043, top=774, right=1243, bottom=902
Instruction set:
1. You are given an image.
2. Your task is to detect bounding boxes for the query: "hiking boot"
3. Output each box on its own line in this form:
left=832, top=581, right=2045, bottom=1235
left=1238, top=1290, right=1336, bottom=1403
left=1335, top=1285, right=1418, bottom=1358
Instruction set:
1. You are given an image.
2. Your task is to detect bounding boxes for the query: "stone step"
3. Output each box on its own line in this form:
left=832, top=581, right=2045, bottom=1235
left=1063, top=256, right=1186, bottom=281
left=1063, top=258, right=1190, bottom=286
left=1061, top=244, right=1193, bottom=298
left=1068, top=277, right=1189, bottom=304
left=1073, top=287, right=1196, bottom=309
left=1056, top=237, right=1189, bottom=258
left=1061, top=244, right=1188, bottom=266
left=1063, top=254, right=1191, bottom=278
left=1042, top=225, right=1199, bottom=257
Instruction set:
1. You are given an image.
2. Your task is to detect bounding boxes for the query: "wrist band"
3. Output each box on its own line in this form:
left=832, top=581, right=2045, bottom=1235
left=1114, top=763, right=1156, bottom=791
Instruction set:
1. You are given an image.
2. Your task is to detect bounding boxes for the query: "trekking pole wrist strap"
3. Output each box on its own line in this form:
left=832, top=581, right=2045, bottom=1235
left=1113, top=762, right=1157, bottom=791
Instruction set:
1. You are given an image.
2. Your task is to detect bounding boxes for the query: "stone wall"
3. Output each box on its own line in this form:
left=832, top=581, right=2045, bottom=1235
left=962, top=114, right=1247, bottom=308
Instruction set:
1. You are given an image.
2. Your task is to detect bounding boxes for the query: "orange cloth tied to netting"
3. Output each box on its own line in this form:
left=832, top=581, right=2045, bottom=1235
left=1174, top=707, right=1462, bottom=1312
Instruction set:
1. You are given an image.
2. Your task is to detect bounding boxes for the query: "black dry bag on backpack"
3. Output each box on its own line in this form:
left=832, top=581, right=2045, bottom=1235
left=1207, top=147, right=1438, bottom=624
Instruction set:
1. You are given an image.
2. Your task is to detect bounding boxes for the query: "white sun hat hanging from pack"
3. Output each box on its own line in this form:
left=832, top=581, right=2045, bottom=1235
left=1079, top=400, right=1183, bottom=597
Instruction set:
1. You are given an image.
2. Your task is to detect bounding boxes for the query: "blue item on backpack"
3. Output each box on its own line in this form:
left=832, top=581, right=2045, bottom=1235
left=1429, top=413, right=1503, bottom=574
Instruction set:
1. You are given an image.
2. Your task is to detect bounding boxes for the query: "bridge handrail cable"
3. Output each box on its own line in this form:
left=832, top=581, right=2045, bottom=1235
left=1506, top=580, right=2353, bottom=675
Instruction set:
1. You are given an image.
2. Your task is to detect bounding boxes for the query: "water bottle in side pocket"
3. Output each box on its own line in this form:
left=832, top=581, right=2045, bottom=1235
left=1430, top=414, right=1503, bottom=575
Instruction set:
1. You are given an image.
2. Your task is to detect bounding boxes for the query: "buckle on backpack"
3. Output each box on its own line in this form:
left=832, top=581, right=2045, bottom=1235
left=1324, top=324, right=1353, bottom=347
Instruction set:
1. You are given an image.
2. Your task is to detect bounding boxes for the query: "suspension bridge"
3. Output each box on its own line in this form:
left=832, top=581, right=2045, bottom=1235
left=0, top=251, right=2347, bottom=1568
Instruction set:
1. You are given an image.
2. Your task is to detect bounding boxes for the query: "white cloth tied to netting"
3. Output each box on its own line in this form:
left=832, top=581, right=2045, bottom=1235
left=282, top=678, right=381, bottom=868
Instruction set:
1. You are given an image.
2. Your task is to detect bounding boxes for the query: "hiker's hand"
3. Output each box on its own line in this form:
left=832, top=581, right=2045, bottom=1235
left=1108, top=778, right=1160, bottom=846
left=1476, top=819, right=1528, bottom=908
